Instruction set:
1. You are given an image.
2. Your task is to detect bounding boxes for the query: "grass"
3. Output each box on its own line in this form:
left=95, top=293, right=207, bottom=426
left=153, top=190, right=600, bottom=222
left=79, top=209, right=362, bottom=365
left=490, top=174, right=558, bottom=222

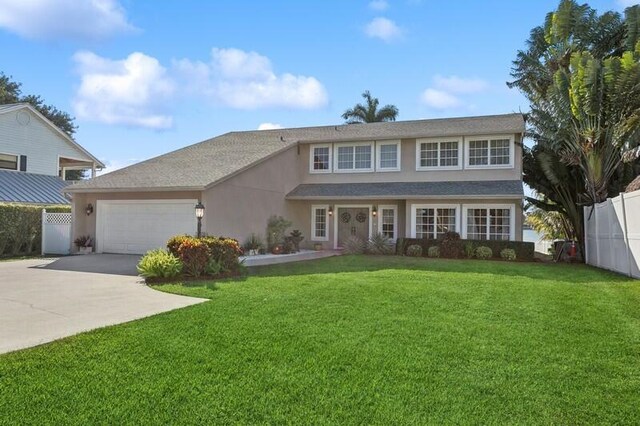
left=0, top=256, right=639, bottom=424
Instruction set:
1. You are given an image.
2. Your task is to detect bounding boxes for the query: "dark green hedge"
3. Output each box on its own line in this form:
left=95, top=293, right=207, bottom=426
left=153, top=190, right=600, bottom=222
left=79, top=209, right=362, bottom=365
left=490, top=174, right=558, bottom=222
left=396, top=237, right=535, bottom=261
left=0, top=204, right=71, bottom=257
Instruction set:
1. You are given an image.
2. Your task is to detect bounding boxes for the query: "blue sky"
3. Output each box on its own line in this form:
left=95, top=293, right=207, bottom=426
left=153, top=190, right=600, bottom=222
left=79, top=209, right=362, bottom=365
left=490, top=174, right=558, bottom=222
left=0, top=0, right=636, bottom=173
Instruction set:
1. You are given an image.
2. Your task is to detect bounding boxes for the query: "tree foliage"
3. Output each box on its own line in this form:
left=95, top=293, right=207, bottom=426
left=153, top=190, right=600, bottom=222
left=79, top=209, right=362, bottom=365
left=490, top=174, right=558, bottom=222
left=341, top=90, right=399, bottom=123
left=1, top=72, right=84, bottom=180
left=508, top=0, right=640, bottom=252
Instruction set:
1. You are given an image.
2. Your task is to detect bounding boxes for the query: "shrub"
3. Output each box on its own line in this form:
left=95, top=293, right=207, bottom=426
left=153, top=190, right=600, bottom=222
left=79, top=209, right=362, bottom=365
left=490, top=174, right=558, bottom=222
left=289, top=230, right=304, bottom=252
left=266, top=215, right=292, bottom=250
left=137, top=249, right=183, bottom=279
left=500, top=248, right=517, bottom=261
left=343, top=236, right=367, bottom=254
left=167, top=235, right=191, bottom=257
left=397, top=238, right=535, bottom=261
left=367, top=232, right=394, bottom=255
left=73, top=235, right=92, bottom=248
left=427, top=246, right=440, bottom=258
left=439, top=231, right=463, bottom=259
left=176, top=238, right=210, bottom=277
left=475, top=246, right=493, bottom=260
left=243, top=233, right=264, bottom=252
left=202, top=236, right=243, bottom=272
left=463, top=241, right=476, bottom=259
left=204, top=258, right=222, bottom=276
left=406, top=244, right=423, bottom=257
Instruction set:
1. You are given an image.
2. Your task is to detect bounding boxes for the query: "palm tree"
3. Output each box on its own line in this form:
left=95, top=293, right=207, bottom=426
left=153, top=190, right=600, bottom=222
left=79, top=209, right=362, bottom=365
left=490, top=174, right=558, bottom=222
left=341, top=90, right=398, bottom=123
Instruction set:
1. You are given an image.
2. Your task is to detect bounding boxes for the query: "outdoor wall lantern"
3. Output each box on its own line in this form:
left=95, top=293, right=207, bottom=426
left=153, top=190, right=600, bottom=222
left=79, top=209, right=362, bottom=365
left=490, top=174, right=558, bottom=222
left=328, top=206, right=333, bottom=216
left=372, top=206, right=377, bottom=217
left=195, top=201, right=205, bottom=238
left=86, top=203, right=94, bottom=216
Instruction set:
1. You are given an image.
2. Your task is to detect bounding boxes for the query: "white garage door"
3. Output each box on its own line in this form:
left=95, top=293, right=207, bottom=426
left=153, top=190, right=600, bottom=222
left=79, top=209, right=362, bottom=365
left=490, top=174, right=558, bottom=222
left=96, top=200, right=198, bottom=254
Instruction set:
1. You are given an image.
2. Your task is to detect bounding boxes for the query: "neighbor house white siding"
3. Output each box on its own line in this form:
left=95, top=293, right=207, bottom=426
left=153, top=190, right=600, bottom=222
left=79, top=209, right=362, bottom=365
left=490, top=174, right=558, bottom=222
left=0, top=109, right=93, bottom=176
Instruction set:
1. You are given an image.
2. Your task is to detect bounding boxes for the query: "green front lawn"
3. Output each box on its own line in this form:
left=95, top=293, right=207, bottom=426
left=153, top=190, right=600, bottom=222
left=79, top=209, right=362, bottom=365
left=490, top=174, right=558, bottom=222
left=1, top=256, right=639, bottom=424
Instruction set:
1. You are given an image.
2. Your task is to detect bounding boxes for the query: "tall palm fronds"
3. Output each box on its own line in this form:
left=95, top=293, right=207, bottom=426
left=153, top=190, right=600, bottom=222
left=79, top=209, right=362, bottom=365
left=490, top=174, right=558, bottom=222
left=341, top=91, right=399, bottom=123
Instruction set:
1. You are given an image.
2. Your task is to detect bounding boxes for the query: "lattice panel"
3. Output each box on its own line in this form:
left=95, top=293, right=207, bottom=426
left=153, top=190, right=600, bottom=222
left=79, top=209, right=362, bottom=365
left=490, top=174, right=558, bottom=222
left=45, top=212, right=72, bottom=225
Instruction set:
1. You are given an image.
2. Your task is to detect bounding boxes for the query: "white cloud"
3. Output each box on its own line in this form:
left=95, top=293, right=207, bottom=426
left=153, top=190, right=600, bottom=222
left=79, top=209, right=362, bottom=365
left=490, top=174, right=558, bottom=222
left=0, top=0, right=136, bottom=40
left=72, top=51, right=175, bottom=129
left=420, top=89, right=461, bottom=109
left=364, top=17, right=402, bottom=42
left=258, top=122, right=283, bottom=130
left=433, top=75, right=489, bottom=94
left=368, top=0, right=389, bottom=11
left=174, top=47, right=328, bottom=109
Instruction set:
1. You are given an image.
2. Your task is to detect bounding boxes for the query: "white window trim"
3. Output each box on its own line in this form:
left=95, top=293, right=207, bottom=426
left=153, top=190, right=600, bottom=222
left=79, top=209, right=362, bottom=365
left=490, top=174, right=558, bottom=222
left=311, top=205, right=329, bottom=241
left=333, top=141, right=374, bottom=173
left=309, top=144, right=332, bottom=174
left=415, top=137, right=463, bottom=171
left=410, top=204, right=460, bottom=239
left=464, top=135, right=514, bottom=170
left=461, top=204, right=515, bottom=241
left=377, top=205, right=398, bottom=241
left=0, top=151, right=19, bottom=171
left=375, top=140, right=401, bottom=172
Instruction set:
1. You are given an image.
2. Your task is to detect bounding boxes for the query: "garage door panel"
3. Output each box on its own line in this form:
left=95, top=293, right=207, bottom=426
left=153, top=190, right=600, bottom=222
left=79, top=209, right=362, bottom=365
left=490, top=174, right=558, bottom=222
left=97, top=200, right=197, bottom=254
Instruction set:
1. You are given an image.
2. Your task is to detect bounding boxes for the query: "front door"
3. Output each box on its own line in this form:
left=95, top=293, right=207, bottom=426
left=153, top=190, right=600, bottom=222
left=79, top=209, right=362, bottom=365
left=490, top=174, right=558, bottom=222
left=337, top=207, right=369, bottom=247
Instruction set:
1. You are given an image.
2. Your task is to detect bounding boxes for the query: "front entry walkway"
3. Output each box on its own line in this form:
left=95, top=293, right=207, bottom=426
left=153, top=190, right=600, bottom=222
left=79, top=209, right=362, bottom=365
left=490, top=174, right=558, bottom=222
left=0, top=257, right=205, bottom=354
left=241, top=249, right=340, bottom=267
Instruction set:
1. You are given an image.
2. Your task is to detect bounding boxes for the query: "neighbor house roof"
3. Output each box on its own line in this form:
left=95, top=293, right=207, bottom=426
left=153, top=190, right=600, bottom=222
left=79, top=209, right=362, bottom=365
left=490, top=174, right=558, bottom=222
left=0, top=103, right=105, bottom=169
left=286, top=180, right=524, bottom=200
left=0, top=170, right=70, bottom=204
left=65, top=113, right=525, bottom=192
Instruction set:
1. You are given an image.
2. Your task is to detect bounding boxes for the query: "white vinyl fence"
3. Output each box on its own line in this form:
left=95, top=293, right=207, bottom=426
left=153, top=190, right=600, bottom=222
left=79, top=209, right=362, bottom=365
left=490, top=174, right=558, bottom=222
left=41, top=210, right=72, bottom=255
left=584, top=190, right=640, bottom=278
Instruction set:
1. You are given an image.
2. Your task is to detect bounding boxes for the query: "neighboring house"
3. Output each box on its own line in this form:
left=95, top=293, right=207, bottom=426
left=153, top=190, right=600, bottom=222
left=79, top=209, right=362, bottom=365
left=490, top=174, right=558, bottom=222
left=0, top=103, right=104, bottom=204
left=66, top=113, right=525, bottom=254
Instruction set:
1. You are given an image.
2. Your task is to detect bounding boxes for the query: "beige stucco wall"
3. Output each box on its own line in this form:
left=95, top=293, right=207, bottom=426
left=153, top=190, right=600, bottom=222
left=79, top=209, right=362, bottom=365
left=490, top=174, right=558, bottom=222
left=299, top=134, right=523, bottom=184
left=202, top=146, right=304, bottom=244
left=71, top=190, right=203, bottom=252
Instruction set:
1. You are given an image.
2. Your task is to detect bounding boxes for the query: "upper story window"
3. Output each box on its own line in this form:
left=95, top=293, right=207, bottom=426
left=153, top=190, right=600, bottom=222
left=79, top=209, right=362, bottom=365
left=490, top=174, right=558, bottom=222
left=376, top=141, right=400, bottom=171
left=310, top=144, right=332, bottom=173
left=0, top=153, right=18, bottom=170
left=466, top=136, right=513, bottom=168
left=334, top=142, right=373, bottom=172
left=416, top=138, right=462, bottom=170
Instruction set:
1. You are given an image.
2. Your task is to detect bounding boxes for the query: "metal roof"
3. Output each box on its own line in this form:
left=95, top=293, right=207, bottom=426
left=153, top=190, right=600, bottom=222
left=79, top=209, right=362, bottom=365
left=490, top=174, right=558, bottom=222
left=286, top=180, right=524, bottom=199
left=0, top=170, right=70, bottom=204
left=66, top=113, right=525, bottom=192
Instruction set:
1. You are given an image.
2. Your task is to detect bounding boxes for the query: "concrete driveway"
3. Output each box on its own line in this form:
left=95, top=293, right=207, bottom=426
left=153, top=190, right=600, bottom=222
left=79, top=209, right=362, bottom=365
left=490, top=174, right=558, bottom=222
left=0, top=255, right=206, bottom=354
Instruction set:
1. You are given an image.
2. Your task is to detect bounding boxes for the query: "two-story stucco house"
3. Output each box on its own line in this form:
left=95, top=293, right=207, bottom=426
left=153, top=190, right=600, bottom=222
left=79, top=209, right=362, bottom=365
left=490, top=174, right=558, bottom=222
left=0, top=103, right=104, bottom=204
left=66, top=113, right=525, bottom=254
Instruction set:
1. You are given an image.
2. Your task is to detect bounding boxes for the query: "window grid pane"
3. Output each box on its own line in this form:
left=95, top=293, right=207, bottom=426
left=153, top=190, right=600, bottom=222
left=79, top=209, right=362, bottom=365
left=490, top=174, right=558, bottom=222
left=314, top=208, right=327, bottom=238
left=490, top=139, right=510, bottom=165
left=313, top=147, right=329, bottom=170
left=337, top=146, right=353, bottom=169
left=489, top=208, right=510, bottom=240
left=466, top=208, right=488, bottom=240
left=439, top=142, right=458, bottom=167
left=381, top=208, right=395, bottom=239
left=354, top=145, right=372, bottom=169
left=468, top=140, right=489, bottom=166
left=420, top=143, right=438, bottom=167
left=415, top=208, right=435, bottom=239
left=379, top=144, right=397, bottom=169
left=0, top=153, right=18, bottom=170
left=436, top=208, right=456, bottom=238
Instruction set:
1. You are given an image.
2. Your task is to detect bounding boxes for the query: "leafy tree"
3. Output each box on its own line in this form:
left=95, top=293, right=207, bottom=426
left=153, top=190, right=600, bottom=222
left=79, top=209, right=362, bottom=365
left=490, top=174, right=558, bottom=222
left=341, top=90, right=399, bottom=123
left=1, top=72, right=84, bottom=180
left=508, top=0, right=640, bottom=253
left=526, top=207, right=571, bottom=241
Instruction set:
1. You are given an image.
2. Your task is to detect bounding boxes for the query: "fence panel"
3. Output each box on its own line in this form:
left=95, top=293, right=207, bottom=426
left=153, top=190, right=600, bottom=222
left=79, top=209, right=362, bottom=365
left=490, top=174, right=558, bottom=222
left=42, top=210, right=72, bottom=255
left=584, top=190, right=640, bottom=278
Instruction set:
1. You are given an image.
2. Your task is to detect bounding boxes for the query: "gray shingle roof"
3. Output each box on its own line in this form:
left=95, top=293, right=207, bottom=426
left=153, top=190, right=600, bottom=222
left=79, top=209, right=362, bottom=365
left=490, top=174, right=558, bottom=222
left=66, top=113, right=525, bottom=192
left=286, top=180, right=524, bottom=199
left=0, top=170, right=70, bottom=204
